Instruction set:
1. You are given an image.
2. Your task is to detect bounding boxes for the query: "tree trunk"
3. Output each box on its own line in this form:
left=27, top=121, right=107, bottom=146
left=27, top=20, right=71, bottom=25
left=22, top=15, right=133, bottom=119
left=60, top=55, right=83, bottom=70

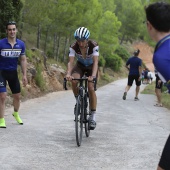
left=56, top=34, right=60, bottom=62
left=53, top=33, right=57, bottom=59
left=37, top=23, right=41, bottom=49
left=63, top=36, right=69, bottom=62
left=44, top=26, right=49, bottom=52
left=120, top=33, right=125, bottom=45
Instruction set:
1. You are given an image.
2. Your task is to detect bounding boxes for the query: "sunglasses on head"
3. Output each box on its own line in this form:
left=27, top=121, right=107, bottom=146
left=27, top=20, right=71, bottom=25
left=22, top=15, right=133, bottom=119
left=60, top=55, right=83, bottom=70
left=6, top=21, right=16, bottom=29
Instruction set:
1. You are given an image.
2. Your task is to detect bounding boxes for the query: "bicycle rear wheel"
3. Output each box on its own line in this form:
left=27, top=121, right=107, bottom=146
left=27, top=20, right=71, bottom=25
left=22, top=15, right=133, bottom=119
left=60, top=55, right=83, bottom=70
left=75, top=97, right=84, bottom=146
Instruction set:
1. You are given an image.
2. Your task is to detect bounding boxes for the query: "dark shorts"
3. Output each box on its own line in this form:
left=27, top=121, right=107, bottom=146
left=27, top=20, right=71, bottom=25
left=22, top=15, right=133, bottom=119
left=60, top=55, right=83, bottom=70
left=127, top=75, right=141, bottom=86
left=155, top=77, right=163, bottom=89
left=159, top=134, right=170, bottom=169
left=71, top=62, right=97, bottom=78
left=0, top=70, right=20, bottom=94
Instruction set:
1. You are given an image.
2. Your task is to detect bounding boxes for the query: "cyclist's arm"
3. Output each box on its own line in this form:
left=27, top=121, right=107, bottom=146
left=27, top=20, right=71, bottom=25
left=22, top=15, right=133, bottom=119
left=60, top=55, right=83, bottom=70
left=67, top=57, right=74, bottom=76
left=92, top=56, right=98, bottom=77
left=66, top=56, right=75, bottom=81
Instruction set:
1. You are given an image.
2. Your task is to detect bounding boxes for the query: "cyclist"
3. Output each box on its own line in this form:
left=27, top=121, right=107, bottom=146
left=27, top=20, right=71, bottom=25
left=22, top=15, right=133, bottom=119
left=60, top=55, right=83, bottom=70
left=0, top=21, right=27, bottom=128
left=145, top=2, right=170, bottom=170
left=66, top=27, right=99, bottom=130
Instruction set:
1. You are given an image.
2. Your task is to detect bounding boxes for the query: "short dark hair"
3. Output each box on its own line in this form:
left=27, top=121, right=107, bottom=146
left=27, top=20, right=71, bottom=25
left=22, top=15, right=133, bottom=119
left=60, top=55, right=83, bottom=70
left=134, top=49, right=140, bottom=56
left=145, top=2, right=170, bottom=32
left=6, top=21, right=17, bottom=29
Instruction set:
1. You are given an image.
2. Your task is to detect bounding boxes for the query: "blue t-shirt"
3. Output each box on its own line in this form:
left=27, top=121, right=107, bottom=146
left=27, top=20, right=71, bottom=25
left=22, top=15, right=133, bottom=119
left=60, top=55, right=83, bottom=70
left=153, top=34, right=170, bottom=93
left=0, top=38, right=26, bottom=70
left=126, top=56, right=142, bottom=75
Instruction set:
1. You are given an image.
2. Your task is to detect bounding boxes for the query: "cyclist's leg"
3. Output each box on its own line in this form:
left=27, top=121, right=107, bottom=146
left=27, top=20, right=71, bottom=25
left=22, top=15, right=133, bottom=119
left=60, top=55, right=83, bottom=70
left=88, top=82, right=97, bottom=129
left=86, top=65, right=97, bottom=129
left=71, top=63, right=83, bottom=97
left=86, top=64, right=97, bottom=112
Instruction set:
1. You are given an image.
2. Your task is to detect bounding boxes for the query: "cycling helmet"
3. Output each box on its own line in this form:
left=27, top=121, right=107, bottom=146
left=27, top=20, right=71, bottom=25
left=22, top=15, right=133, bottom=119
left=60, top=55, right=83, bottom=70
left=74, top=27, right=90, bottom=40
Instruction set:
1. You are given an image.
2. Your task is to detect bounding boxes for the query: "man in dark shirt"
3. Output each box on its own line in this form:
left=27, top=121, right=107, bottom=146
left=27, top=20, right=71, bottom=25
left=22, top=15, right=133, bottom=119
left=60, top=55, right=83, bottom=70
left=123, top=49, right=142, bottom=101
left=145, top=2, right=170, bottom=170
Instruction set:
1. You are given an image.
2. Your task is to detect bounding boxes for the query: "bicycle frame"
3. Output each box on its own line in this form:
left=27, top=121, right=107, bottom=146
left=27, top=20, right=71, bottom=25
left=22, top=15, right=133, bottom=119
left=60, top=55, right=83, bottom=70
left=63, top=76, right=96, bottom=146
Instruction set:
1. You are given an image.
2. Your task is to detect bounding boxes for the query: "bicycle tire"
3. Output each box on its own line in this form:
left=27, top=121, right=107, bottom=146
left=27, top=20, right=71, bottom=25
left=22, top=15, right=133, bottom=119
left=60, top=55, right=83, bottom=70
left=84, top=94, right=90, bottom=137
left=75, top=96, right=83, bottom=146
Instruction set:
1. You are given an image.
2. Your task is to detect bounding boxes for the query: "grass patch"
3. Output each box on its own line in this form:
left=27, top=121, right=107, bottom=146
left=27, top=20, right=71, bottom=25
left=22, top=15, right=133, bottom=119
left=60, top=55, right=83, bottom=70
left=141, top=83, right=155, bottom=94
left=141, top=82, right=170, bottom=110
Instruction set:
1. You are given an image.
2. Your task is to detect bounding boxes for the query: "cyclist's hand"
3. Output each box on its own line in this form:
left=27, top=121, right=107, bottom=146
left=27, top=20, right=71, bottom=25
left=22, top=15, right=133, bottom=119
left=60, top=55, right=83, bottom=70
left=66, top=74, right=73, bottom=81
left=88, top=76, right=95, bottom=81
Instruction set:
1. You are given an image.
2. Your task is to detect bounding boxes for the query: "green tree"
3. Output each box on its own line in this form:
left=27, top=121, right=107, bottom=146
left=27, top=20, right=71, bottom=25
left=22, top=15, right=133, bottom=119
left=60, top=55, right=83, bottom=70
left=114, top=0, right=144, bottom=44
left=0, top=0, right=23, bottom=38
left=98, top=11, right=121, bottom=56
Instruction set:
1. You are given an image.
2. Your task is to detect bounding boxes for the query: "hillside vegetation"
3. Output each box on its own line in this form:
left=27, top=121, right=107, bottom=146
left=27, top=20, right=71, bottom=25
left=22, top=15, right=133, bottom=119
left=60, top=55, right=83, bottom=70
left=2, top=0, right=168, bottom=107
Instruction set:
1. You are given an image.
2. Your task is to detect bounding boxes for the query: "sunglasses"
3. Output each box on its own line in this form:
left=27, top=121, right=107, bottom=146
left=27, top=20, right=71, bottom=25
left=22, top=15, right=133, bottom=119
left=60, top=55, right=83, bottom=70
left=6, top=21, right=16, bottom=29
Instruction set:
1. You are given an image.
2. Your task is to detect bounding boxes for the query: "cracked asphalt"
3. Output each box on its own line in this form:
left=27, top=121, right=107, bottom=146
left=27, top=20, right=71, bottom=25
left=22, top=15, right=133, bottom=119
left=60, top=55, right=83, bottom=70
left=0, top=78, right=170, bottom=170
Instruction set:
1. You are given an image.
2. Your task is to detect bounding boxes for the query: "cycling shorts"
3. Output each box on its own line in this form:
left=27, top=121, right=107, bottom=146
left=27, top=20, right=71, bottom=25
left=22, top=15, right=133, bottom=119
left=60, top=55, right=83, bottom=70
left=159, top=134, right=170, bottom=169
left=127, top=75, right=141, bottom=86
left=0, top=70, right=21, bottom=94
left=71, top=62, right=97, bottom=78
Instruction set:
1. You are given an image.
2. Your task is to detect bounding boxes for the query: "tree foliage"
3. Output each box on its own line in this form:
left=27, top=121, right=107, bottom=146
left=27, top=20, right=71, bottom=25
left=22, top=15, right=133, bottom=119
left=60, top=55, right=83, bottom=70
left=0, top=0, right=23, bottom=38
left=0, top=0, right=162, bottom=71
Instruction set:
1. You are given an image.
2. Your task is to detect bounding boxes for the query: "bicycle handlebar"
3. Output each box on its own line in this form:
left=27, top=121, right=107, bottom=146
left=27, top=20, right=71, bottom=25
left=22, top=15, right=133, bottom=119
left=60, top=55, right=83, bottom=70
left=63, top=77, right=97, bottom=91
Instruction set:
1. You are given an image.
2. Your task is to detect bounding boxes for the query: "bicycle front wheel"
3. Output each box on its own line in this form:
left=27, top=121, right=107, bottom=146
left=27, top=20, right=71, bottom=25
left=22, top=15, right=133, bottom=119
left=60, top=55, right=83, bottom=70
left=84, top=108, right=90, bottom=137
left=75, top=97, right=84, bottom=146
left=84, top=94, right=90, bottom=137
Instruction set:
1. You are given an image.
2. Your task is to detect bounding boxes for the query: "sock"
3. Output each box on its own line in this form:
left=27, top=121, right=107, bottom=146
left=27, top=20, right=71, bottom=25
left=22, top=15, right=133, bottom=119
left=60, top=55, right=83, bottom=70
left=91, top=111, right=96, bottom=121
left=13, top=111, right=19, bottom=115
left=75, top=95, right=78, bottom=100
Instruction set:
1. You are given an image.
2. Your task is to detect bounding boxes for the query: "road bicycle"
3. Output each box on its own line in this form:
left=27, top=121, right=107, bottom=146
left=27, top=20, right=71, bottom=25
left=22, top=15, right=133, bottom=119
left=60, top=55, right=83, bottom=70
left=64, top=75, right=96, bottom=146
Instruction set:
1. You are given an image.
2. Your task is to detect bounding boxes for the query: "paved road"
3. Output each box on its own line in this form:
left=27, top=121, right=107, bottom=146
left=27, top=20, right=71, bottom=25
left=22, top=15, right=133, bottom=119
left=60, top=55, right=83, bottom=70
left=0, top=78, right=170, bottom=170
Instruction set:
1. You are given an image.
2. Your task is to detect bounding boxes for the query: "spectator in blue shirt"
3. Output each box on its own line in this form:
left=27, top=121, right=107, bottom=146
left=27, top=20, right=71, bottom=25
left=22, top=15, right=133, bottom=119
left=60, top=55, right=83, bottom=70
left=0, top=21, right=27, bottom=128
left=145, top=2, right=170, bottom=170
left=123, top=49, right=142, bottom=101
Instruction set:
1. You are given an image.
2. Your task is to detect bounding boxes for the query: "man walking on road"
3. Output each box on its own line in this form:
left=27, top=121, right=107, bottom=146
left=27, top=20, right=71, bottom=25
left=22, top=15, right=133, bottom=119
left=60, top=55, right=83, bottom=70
left=123, top=49, right=142, bottom=101
left=0, top=21, right=27, bottom=128
left=145, top=2, right=170, bottom=170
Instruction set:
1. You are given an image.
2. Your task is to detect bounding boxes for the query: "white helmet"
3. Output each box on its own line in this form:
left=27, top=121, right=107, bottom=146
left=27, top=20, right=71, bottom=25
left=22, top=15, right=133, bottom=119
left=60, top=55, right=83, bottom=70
left=74, top=27, right=90, bottom=40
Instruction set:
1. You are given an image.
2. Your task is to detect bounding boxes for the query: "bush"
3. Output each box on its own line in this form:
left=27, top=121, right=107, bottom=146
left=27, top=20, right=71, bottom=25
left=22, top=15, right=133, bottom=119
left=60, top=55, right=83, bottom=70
left=105, top=54, right=122, bottom=71
left=35, top=64, right=46, bottom=91
left=115, top=46, right=130, bottom=61
left=26, top=49, right=33, bottom=62
left=98, top=55, right=106, bottom=67
left=47, top=50, right=53, bottom=58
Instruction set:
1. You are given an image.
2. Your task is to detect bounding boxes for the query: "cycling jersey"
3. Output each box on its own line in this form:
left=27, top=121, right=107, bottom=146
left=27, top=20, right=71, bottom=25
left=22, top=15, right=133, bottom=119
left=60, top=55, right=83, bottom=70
left=0, top=38, right=25, bottom=70
left=69, top=40, right=99, bottom=67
